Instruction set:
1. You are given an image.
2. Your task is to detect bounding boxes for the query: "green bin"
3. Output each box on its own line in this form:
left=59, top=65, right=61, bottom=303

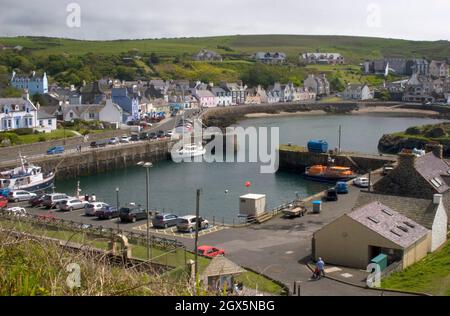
left=371, top=253, right=388, bottom=271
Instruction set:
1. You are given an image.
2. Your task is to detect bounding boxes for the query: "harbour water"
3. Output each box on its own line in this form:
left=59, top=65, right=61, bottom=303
left=55, top=114, right=444, bottom=222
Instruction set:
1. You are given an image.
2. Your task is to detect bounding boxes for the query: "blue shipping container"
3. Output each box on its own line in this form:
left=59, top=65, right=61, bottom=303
left=307, top=140, right=329, bottom=153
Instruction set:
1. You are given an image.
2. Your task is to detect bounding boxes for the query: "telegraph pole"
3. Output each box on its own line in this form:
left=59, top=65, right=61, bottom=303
left=338, top=125, right=342, bottom=154
left=194, top=188, right=201, bottom=295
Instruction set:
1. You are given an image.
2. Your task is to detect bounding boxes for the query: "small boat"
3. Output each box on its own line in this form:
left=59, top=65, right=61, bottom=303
left=0, top=154, right=55, bottom=193
left=172, top=143, right=206, bottom=159
left=304, top=165, right=356, bottom=183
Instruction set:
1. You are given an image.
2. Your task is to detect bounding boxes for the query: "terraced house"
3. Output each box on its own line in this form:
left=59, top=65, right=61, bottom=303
left=300, top=52, right=345, bottom=65
left=10, top=71, right=48, bottom=95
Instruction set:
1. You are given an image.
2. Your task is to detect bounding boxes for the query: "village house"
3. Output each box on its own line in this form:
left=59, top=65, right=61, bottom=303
left=374, top=144, right=450, bottom=223
left=300, top=52, right=345, bottom=65
left=364, top=58, right=429, bottom=76
left=62, top=104, right=104, bottom=122
left=193, top=89, right=218, bottom=108
left=209, top=86, right=233, bottom=106
left=0, top=94, right=56, bottom=132
left=10, top=71, right=48, bottom=95
left=35, top=110, right=57, bottom=133
left=402, top=73, right=435, bottom=103
left=148, top=98, right=171, bottom=115
left=80, top=81, right=107, bottom=105
left=219, top=82, right=247, bottom=105
left=429, top=61, right=449, bottom=79
left=304, top=74, right=330, bottom=97
left=98, top=99, right=124, bottom=125
left=194, top=49, right=223, bottom=62
left=245, top=85, right=268, bottom=105
left=253, top=52, right=286, bottom=64
left=343, top=84, right=373, bottom=100
left=111, top=87, right=142, bottom=122
left=266, top=85, right=282, bottom=104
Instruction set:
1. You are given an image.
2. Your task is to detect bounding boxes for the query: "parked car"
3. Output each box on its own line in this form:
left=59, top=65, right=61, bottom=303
left=335, top=182, right=349, bottom=194
left=84, top=202, right=109, bottom=216
left=197, top=245, right=225, bottom=258
left=47, top=146, right=65, bottom=155
left=119, top=205, right=147, bottom=223
left=325, top=189, right=338, bottom=202
left=140, top=132, right=150, bottom=140
left=0, top=196, right=8, bottom=209
left=109, top=137, right=120, bottom=145
left=42, top=193, right=70, bottom=209
left=29, top=195, right=45, bottom=207
left=59, top=199, right=88, bottom=212
left=5, top=207, right=27, bottom=217
left=353, top=177, right=371, bottom=188
left=149, top=132, right=158, bottom=140
left=131, top=134, right=140, bottom=142
left=152, top=213, right=179, bottom=229
left=157, top=130, right=166, bottom=138
left=8, top=190, right=37, bottom=203
left=120, top=135, right=131, bottom=143
left=177, top=215, right=209, bottom=233
left=96, top=206, right=120, bottom=220
left=90, top=140, right=108, bottom=148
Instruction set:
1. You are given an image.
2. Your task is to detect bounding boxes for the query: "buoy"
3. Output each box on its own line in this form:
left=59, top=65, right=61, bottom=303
left=245, top=181, right=251, bottom=188
left=225, top=190, right=229, bottom=194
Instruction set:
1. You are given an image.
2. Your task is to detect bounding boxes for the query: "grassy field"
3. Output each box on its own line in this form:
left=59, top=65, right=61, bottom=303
left=0, top=218, right=285, bottom=295
left=381, top=240, right=450, bottom=295
left=2, top=35, right=450, bottom=62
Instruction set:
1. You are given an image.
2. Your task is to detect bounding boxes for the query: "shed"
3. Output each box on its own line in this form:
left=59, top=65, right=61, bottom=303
left=239, top=194, right=266, bottom=217
left=201, top=256, right=245, bottom=292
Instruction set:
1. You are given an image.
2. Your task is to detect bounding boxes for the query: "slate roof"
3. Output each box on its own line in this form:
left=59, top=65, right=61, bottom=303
left=415, top=152, right=450, bottom=193
left=354, top=192, right=438, bottom=229
left=37, top=110, right=56, bottom=119
left=202, top=256, right=245, bottom=278
left=348, top=201, right=429, bottom=248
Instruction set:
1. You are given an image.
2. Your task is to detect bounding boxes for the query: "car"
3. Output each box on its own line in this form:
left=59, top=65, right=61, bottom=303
left=197, top=246, right=225, bottom=258
left=47, top=146, right=65, bottom=155
left=0, top=196, right=8, bottom=209
left=325, top=189, right=338, bottom=202
left=140, top=132, right=150, bottom=140
left=96, top=206, right=120, bottom=220
left=166, top=130, right=174, bottom=137
left=59, top=199, right=88, bottom=212
left=157, top=130, right=166, bottom=138
left=29, top=195, right=45, bottom=207
left=353, top=177, right=371, bottom=188
left=131, top=134, right=140, bottom=142
left=6, top=207, right=27, bottom=217
left=109, top=137, right=120, bottom=145
left=335, top=182, right=349, bottom=194
left=149, top=132, right=158, bottom=140
left=119, top=205, right=148, bottom=223
left=8, top=190, right=37, bottom=203
left=84, top=202, right=109, bottom=216
left=152, top=213, right=179, bottom=229
left=177, top=215, right=209, bottom=233
left=90, top=140, right=108, bottom=148
left=120, top=135, right=131, bottom=143
left=42, top=193, right=70, bottom=209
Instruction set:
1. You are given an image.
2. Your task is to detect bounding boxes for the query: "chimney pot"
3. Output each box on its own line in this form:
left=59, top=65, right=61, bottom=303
left=434, top=194, right=443, bottom=205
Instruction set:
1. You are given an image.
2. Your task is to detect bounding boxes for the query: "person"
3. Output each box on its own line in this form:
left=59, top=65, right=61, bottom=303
left=84, top=194, right=89, bottom=202
left=316, top=257, right=325, bottom=277
left=90, top=194, right=97, bottom=202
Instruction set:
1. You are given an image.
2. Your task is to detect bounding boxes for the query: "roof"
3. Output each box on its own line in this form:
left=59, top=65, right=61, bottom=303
left=240, top=194, right=266, bottom=200
left=348, top=201, right=429, bottom=248
left=354, top=192, right=439, bottom=229
left=37, top=110, right=56, bottom=119
left=202, top=256, right=245, bottom=278
left=194, top=90, right=215, bottom=98
left=415, top=152, right=450, bottom=193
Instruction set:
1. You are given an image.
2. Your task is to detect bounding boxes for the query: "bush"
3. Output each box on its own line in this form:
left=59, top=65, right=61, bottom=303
left=405, top=126, right=422, bottom=135
left=38, top=135, right=46, bottom=142
left=425, top=126, right=446, bottom=138
left=14, top=128, right=34, bottom=136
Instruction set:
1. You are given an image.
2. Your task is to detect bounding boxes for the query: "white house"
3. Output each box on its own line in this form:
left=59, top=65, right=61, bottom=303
left=62, top=104, right=103, bottom=122
left=36, top=110, right=57, bottom=133
left=99, top=100, right=124, bottom=125
left=209, top=87, right=233, bottom=106
left=0, top=94, right=38, bottom=131
left=343, top=84, right=373, bottom=100
left=193, top=90, right=218, bottom=108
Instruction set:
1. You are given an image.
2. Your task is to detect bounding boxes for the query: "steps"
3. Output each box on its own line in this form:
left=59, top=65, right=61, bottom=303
left=246, top=212, right=273, bottom=224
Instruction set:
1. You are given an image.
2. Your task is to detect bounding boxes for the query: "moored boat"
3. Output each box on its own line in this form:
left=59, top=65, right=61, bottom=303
left=171, top=143, right=206, bottom=160
left=304, top=165, right=356, bottom=183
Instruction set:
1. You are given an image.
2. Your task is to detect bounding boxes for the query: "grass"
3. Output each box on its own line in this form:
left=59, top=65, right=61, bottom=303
left=15, top=129, right=78, bottom=144
left=381, top=240, right=450, bottom=295
left=278, top=144, right=308, bottom=152
left=0, top=218, right=285, bottom=295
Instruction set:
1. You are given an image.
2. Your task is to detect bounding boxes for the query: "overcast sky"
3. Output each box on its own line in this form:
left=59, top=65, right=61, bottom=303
left=0, top=0, right=449, bottom=41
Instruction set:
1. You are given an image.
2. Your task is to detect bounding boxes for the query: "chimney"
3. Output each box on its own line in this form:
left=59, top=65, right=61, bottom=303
left=425, top=143, right=443, bottom=159
left=434, top=194, right=443, bottom=205
left=398, top=149, right=416, bottom=169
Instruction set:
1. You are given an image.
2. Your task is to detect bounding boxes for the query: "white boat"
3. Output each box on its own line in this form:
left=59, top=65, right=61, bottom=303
left=0, top=154, right=55, bottom=193
left=172, top=144, right=206, bottom=159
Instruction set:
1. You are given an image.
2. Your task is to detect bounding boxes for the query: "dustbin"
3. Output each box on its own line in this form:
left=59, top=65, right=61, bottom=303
left=371, top=254, right=388, bottom=271
left=312, top=200, right=322, bottom=214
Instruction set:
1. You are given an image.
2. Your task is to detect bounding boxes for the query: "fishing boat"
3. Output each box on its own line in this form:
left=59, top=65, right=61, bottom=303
left=171, top=143, right=206, bottom=159
left=0, top=154, right=55, bottom=193
left=304, top=165, right=356, bottom=183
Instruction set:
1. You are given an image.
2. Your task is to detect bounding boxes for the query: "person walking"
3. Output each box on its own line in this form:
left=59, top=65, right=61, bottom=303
left=316, top=257, right=326, bottom=277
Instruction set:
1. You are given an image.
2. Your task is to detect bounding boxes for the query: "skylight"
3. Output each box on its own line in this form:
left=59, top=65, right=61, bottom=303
left=390, top=229, right=402, bottom=237
left=381, top=209, right=393, bottom=216
left=397, top=225, right=409, bottom=233
left=404, top=221, right=416, bottom=229
left=431, top=178, right=442, bottom=188
left=368, top=216, right=379, bottom=224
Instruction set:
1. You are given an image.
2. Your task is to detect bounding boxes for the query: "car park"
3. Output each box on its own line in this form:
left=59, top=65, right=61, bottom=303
left=152, top=213, right=179, bottom=228
left=84, top=202, right=109, bottom=216
left=177, top=215, right=209, bottom=233
left=119, top=205, right=147, bottom=223
left=8, top=190, right=37, bottom=202
left=197, top=246, right=225, bottom=258
left=120, top=135, right=131, bottom=143
left=6, top=207, right=27, bottom=217
left=0, top=196, right=8, bottom=209
left=96, top=206, right=119, bottom=219
left=47, top=146, right=65, bottom=155
left=42, top=193, right=70, bottom=209
left=353, top=177, right=371, bottom=188
left=59, top=199, right=88, bottom=212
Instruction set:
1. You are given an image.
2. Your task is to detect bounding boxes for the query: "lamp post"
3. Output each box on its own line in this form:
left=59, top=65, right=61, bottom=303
left=116, top=187, right=120, bottom=232
left=194, top=188, right=202, bottom=296
left=137, top=161, right=153, bottom=260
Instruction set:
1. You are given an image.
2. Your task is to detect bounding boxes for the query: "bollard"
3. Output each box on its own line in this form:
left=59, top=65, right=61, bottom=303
left=213, top=216, right=215, bottom=226
left=293, top=281, right=297, bottom=295
left=232, top=218, right=235, bottom=227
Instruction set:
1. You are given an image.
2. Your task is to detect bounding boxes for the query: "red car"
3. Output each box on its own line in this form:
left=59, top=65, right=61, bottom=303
left=197, top=246, right=225, bottom=258
left=0, top=196, right=8, bottom=209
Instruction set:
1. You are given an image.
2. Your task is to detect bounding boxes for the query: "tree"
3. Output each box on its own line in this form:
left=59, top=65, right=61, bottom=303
left=330, top=77, right=346, bottom=92
left=150, top=53, right=160, bottom=65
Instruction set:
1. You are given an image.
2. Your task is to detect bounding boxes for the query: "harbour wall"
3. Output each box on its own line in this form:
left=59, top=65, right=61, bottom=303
left=278, top=145, right=397, bottom=174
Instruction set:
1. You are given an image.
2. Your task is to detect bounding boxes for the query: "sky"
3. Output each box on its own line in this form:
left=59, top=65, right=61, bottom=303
left=0, top=0, right=449, bottom=41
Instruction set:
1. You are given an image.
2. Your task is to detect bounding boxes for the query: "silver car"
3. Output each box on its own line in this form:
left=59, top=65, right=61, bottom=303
left=59, top=199, right=88, bottom=212
left=84, top=202, right=109, bottom=216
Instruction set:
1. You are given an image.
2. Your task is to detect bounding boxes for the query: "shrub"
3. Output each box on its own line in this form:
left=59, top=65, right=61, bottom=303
left=425, top=126, right=446, bottom=138
left=405, top=126, right=422, bottom=135
left=14, top=128, right=34, bottom=136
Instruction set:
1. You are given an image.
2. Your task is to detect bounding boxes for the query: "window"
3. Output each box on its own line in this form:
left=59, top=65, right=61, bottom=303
left=48, top=119, right=52, bottom=126
left=431, top=177, right=442, bottom=188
